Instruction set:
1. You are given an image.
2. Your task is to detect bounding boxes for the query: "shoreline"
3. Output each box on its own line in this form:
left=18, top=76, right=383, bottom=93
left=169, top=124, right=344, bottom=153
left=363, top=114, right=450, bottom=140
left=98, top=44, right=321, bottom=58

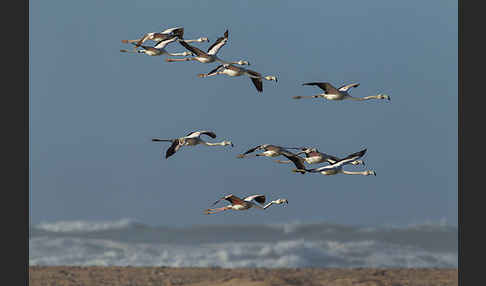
left=29, top=266, right=458, bottom=286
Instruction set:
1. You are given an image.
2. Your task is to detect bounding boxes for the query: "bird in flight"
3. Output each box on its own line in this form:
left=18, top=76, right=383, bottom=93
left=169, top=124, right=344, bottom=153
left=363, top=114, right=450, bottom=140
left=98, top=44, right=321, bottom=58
left=275, top=147, right=365, bottom=166
left=198, top=63, right=277, bottom=93
left=165, top=30, right=250, bottom=66
left=293, top=82, right=390, bottom=101
left=121, top=26, right=208, bottom=51
left=205, top=194, right=288, bottom=214
left=282, top=148, right=377, bottom=176
left=152, top=130, right=233, bottom=159
left=237, top=144, right=301, bottom=159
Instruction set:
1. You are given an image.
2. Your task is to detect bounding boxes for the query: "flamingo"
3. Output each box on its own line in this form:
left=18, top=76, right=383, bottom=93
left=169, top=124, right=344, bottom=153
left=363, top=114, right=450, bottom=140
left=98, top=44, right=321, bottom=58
left=198, top=63, right=278, bottom=93
left=120, top=36, right=193, bottom=57
left=165, top=30, right=250, bottom=65
left=275, top=147, right=365, bottom=166
left=152, top=130, right=233, bottom=159
left=205, top=194, right=288, bottom=214
left=237, top=144, right=301, bottom=159
left=293, top=82, right=390, bottom=101
left=121, top=26, right=208, bottom=51
left=282, top=149, right=377, bottom=176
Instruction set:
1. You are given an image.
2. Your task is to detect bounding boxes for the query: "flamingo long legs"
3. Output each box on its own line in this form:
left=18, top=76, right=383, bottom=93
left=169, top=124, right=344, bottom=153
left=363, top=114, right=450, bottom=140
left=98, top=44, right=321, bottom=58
left=165, top=57, right=197, bottom=62
left=204, top=206, right=231, bottom=214
left=292, top=95, right=323, bottom=99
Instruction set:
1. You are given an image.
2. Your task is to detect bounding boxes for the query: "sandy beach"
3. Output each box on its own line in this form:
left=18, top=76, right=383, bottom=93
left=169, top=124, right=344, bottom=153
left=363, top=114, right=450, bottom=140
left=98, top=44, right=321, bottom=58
left=29, top=266, right=458, bottom=286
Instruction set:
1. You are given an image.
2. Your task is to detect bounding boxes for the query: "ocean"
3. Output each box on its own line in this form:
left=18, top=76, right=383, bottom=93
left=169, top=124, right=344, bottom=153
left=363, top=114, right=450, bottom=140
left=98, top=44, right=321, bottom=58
left=29, top=218, right=457, bottom=268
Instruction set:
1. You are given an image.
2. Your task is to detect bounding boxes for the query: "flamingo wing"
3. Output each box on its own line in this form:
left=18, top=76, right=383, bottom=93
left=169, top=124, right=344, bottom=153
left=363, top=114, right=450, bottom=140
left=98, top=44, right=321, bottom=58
left=280, top=151, right=306, bottom=170
left=212, top=194, right=244, bottom=206
left=245, top=69, right=262, bottom=78
left=334, top=149, right=367, bottom=166
left=302, top=82, right=340, bottom=94
left=320, top=152, right=341, bottom=163
left=165, top=140, right=182, bottom=159
left=242, top=145, right=263, bottom=155
left=249, top=77, right=263, bottom=92
left=154, top=37, right=178, bottom=49
left=134, top=33, right=153, bottom=47
left=226, top=195, right=245, bottom=205
left=200, top=131, right=217, bottom=138
left=312, top=149, right=367, bottom=171
left=160, top=27, right=184, bottom=34
left=245, top=69, right=263, bottom=92
left=161, top=26, right=184, bottom=37
left=186, top=130, right=216, bottom=138
left=338, top=83, right=360, bottom=92
left=244, top=195, right=266, bottom=205
left=179, top=40, right=207, bottom=57
left=206, top=64, right=225, bottom=76
left=207, top=30, right=229, bottom=55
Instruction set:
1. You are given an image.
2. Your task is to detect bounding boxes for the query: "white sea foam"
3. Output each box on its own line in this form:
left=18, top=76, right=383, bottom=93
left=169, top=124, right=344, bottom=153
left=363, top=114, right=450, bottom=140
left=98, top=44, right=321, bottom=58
left=29, top=219, right=457, bottom=268
left=29, top=236, right=457, bottom=268
left=383, top=217, right=456, bottom=231
left=35, top=218, right=138, bottom=233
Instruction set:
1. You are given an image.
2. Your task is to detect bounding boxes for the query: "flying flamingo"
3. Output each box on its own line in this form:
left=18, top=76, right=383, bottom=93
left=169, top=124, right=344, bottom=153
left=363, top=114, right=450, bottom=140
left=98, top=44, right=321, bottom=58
left=282, top=148, right=377, bottom=176
left=165, top=30, right=250, bottom=65
left=120, top=36, right=193, bottom=57
left=237, top=144, right=303, bottom=160
left=293, top=82, right=390, bottom=101
left=121, top=26, right=208, bottom=51
left=198, top=63, right=278, bottom=93
left=205, top=194, right=288, bottom=214
left=275, top=147, right=365, bottom=166
left=152, top=130, right=233, bottom=159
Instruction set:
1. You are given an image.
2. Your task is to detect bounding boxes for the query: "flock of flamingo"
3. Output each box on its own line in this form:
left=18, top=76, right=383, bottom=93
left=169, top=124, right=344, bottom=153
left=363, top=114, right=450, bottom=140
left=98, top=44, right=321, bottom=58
left=121, top=26, right=390, bottom=215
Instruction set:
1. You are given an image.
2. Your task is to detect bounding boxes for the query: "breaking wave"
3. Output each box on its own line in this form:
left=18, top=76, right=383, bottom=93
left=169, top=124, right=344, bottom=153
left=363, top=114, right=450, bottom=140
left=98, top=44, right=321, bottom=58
left=34, top=218, right=140, bottom=233
left=29, top=219, right=457, bottom=268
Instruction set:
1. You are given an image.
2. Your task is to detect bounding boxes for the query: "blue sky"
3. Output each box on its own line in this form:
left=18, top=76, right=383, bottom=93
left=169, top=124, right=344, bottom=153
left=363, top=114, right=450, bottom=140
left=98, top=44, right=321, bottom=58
left=29, top=0, right=457, bottom=227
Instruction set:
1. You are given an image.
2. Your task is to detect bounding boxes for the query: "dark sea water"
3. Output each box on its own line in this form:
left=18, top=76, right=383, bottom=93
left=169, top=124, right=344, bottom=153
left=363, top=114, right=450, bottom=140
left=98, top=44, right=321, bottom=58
left=29, top=219, right=457, bottom=268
